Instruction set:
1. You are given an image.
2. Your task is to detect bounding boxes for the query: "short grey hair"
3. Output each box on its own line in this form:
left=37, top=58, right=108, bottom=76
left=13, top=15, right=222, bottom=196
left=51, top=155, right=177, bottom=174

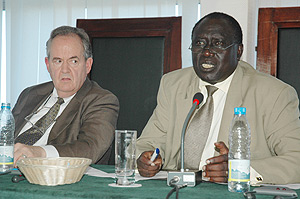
left=46, top=26, right=93, bottom=60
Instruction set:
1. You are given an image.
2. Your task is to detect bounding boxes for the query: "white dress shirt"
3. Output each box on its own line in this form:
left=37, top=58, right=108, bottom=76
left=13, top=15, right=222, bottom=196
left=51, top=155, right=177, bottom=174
left=18, top=88, right=75, bottom=157
left=198, top=72, right=234, bottom=170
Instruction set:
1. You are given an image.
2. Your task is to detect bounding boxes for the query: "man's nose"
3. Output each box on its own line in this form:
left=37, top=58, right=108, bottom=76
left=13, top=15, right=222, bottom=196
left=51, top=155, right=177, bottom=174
left=61, top=62, right=71, bottom=72
left=202, top=45, right=215, bottom=57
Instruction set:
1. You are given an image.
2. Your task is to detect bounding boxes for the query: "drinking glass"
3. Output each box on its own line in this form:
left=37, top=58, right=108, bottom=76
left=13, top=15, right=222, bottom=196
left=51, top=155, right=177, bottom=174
left=115, top=130, right=137, bottom=185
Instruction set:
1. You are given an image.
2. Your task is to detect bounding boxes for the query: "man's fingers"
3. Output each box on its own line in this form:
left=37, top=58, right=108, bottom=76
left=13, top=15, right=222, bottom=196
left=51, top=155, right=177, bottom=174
left=203, top=169, right=228, bottom=183
left=14, top=146, right=24, bottom=166
left=13, top=144, right=46, bottom=167
left=142, top=151, right=153, bottom=159
left=137, top=151, right=161, bottom=168
left=201, top=142, right=229, bottom=183
left=206, top=154, right=228, bottom=164
left=137, top=151, right=152, bottom=165
left=208, top=176, right=228, bottom=183
left=137, top=151, right=162, bottom=177
left=137, top=158, right=160, bottom=177
left=203, top=169, right=228, bottom=177
left=137, top=160, right=160, bottom=171
left=205, top=161, right=227, bottom=171
left=214, top=141, right=229, bottom=155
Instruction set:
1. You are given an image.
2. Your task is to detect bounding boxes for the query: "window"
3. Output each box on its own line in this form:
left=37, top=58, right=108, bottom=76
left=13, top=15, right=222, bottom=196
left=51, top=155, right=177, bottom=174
left=1, top=0, right=6, bottom=103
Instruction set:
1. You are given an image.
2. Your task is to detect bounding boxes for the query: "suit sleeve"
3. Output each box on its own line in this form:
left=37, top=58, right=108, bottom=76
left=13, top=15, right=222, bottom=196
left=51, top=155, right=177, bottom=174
left=251, top=85, right=300, bottom=184
left=136, top=75, right=169, bottom=161
left=12, top=87, right=33, bottom=132
left=52, top=91, right=119, bottom=164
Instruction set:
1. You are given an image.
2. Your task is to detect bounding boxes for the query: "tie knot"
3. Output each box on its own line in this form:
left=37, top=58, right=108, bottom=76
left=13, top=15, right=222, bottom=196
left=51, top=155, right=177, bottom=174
left=57, top=97, right=64, bottom=105
left=206, top=85, right=218, bottom=96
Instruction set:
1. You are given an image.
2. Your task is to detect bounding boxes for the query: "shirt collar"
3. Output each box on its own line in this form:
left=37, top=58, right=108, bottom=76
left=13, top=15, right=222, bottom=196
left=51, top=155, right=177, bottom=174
left=52, top=88, right=76, bottom=104
left=199, top=69, right=236, bottom=94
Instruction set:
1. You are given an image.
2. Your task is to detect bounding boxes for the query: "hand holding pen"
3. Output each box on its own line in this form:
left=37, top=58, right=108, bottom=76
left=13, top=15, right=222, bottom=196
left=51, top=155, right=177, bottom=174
left=150, top=148, right=160, bottom=166
left=137, top=148, right=162, bottom=177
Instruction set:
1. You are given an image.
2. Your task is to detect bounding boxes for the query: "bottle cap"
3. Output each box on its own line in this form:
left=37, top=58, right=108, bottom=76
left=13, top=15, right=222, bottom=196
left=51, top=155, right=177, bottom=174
left=234, top=107, right=246, bottom=115
left=1, top=103, right=11, bottom=109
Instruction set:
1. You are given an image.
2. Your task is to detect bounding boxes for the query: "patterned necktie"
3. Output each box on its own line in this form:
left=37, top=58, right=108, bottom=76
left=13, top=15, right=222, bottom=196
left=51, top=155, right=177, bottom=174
left=184, top=85, right=218, bottom=170
left=15, top=97, right=64, bottom=145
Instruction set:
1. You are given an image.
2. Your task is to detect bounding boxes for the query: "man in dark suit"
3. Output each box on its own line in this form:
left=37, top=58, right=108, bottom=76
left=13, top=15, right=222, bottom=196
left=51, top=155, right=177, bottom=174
left=13, top=26, right=119, bottom=164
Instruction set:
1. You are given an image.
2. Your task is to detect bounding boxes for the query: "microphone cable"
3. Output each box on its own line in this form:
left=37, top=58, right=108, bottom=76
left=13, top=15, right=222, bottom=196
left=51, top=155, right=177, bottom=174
left=165, top=185, right=180, bottom=199
left=165, top=179, right=187, bottom=199
left=165, top=185, right=188, bottom=199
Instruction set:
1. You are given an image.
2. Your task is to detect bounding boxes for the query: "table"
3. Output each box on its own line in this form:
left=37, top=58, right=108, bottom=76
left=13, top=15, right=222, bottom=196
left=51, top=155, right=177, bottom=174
left=0, top=165, right=298, bottom=199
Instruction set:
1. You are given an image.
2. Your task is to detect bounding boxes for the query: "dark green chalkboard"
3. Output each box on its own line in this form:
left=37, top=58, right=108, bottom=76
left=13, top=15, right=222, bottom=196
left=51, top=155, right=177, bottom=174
left=91, top=37, right=164, bottom=137
left=277, top=28, right=300, bottom=103
left=77, top=17, right=182, bottom=165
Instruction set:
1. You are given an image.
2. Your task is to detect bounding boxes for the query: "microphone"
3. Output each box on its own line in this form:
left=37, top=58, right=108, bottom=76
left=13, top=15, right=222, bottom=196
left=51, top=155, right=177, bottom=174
left=180, top=92, right=203, bottom=171
left=192, top=93, right=204, bottom=107
left=167, top=93, right=204, bottom=187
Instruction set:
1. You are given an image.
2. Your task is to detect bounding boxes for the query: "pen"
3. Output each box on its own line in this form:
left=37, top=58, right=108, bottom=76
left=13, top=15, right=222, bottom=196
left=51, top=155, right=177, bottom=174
left=11, top=168, right=21, bottom=175
left=150, top=148, right=160, bottom=162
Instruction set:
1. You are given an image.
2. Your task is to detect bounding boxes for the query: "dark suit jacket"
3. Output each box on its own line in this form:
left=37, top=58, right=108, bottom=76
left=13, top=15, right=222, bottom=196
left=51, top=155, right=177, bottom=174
left=13, top=78, right=119, bottom=164
left=137, top=61, right=300, bottom=184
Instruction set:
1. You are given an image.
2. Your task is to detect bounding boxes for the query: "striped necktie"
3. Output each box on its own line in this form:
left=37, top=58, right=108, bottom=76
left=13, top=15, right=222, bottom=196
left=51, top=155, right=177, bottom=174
left=184, top=85, right=218, bottom=170
left=15, top=97, right=64, bottom=145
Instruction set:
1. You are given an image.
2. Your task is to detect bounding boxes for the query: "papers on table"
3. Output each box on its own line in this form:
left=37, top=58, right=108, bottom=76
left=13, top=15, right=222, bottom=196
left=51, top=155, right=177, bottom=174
left=260, top=184, right=300, bottom=190
left=85, top=167, right=115, bottom=178
left=85, top=166, right=167, bottom=182
left=85, top=167, right=300, bottom=189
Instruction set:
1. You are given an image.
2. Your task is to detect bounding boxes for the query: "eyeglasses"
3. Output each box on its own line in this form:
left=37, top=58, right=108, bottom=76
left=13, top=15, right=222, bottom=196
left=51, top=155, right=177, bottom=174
left=24, top=105, right=56, bottom=134
left=188, top=41, right=236, bottom=53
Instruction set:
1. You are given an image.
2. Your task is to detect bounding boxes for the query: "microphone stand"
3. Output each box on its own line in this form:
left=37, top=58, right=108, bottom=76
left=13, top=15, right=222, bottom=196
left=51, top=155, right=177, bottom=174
left=167, top=93, right=203, bottom=187
left=180, top=101, right=199, bottom=172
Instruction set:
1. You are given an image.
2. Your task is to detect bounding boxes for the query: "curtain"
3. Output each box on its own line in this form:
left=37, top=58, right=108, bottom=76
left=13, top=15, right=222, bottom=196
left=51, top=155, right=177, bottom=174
left=4, top=0, right=200, bottom=106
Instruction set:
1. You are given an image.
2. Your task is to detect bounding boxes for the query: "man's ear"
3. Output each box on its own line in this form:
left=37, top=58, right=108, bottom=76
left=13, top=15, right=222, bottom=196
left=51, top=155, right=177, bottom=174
left=45, top=57, right=50, bottom=72
left=86, top=57, right=93, bottom=75
left=237, top=44, right=244, bottom=60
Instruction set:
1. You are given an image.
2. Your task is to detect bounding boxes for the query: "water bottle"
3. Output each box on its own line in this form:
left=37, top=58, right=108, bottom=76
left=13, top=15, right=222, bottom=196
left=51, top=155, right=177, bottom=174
left=0, top=103, right=15, bottom=173
left=228, top=107, right=250, bottom=193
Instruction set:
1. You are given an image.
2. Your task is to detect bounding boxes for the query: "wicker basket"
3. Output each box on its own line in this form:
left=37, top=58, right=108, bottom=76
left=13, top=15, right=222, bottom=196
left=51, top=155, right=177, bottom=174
left=16, top=157, right=92, bottom=186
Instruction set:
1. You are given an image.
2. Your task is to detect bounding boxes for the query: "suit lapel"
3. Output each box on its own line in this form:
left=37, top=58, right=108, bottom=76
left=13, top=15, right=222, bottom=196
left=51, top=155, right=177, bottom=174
left=217, top=63, right=244, bottom=144
left=15, top=83, right=54, bottom=136
left=171, top=73, right=199, bottom=165
left=177, top=75, right=200, bottom=124
left=48, top=78, right=92, bottom=142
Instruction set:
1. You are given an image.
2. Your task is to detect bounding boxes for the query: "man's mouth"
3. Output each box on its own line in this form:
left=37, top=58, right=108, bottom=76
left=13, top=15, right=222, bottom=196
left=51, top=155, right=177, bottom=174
left=202, top=63, right=214, bottom=69
left=61, top=77, right=71, bottom=81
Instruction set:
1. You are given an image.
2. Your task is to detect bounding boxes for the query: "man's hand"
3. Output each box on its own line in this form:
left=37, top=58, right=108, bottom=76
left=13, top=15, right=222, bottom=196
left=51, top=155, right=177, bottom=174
left=137, top=151, right=162, bottom=177
left=14, top=143, right=46, bottom=166
left=202, top=141, right=228, bottom=183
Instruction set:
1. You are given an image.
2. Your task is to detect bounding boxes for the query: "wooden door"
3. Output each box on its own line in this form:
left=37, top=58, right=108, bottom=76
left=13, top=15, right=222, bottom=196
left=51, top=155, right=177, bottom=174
left=257, top=7, right=300, bottom=101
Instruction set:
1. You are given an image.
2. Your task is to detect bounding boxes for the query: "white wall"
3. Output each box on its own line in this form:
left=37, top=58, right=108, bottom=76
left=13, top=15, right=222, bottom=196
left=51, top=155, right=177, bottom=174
left=181, top=0, right=199, bottom=69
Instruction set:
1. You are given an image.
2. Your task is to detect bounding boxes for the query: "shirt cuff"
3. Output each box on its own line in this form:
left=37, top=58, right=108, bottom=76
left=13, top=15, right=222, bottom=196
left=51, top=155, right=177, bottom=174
left=250, top=166, right=263, bottom=186
left=40, top=145, right=60, bottom=158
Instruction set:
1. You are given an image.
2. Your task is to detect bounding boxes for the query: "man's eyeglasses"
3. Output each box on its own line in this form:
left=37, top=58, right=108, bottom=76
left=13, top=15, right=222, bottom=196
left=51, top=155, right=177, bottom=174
left=24, top=106, right=56, bottom=134
left=188, top=41, right=236, bottom=53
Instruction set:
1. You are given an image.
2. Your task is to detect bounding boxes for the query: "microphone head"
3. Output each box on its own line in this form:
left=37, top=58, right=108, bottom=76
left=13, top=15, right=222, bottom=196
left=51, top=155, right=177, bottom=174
left=193, top=93, right=204, bottom=105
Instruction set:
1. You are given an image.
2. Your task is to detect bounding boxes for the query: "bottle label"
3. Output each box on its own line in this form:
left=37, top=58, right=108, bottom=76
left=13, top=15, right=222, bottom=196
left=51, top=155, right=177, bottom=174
left=228, top=159, right=250, bottom=182
left=0, top=146, right=14, bottom=165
